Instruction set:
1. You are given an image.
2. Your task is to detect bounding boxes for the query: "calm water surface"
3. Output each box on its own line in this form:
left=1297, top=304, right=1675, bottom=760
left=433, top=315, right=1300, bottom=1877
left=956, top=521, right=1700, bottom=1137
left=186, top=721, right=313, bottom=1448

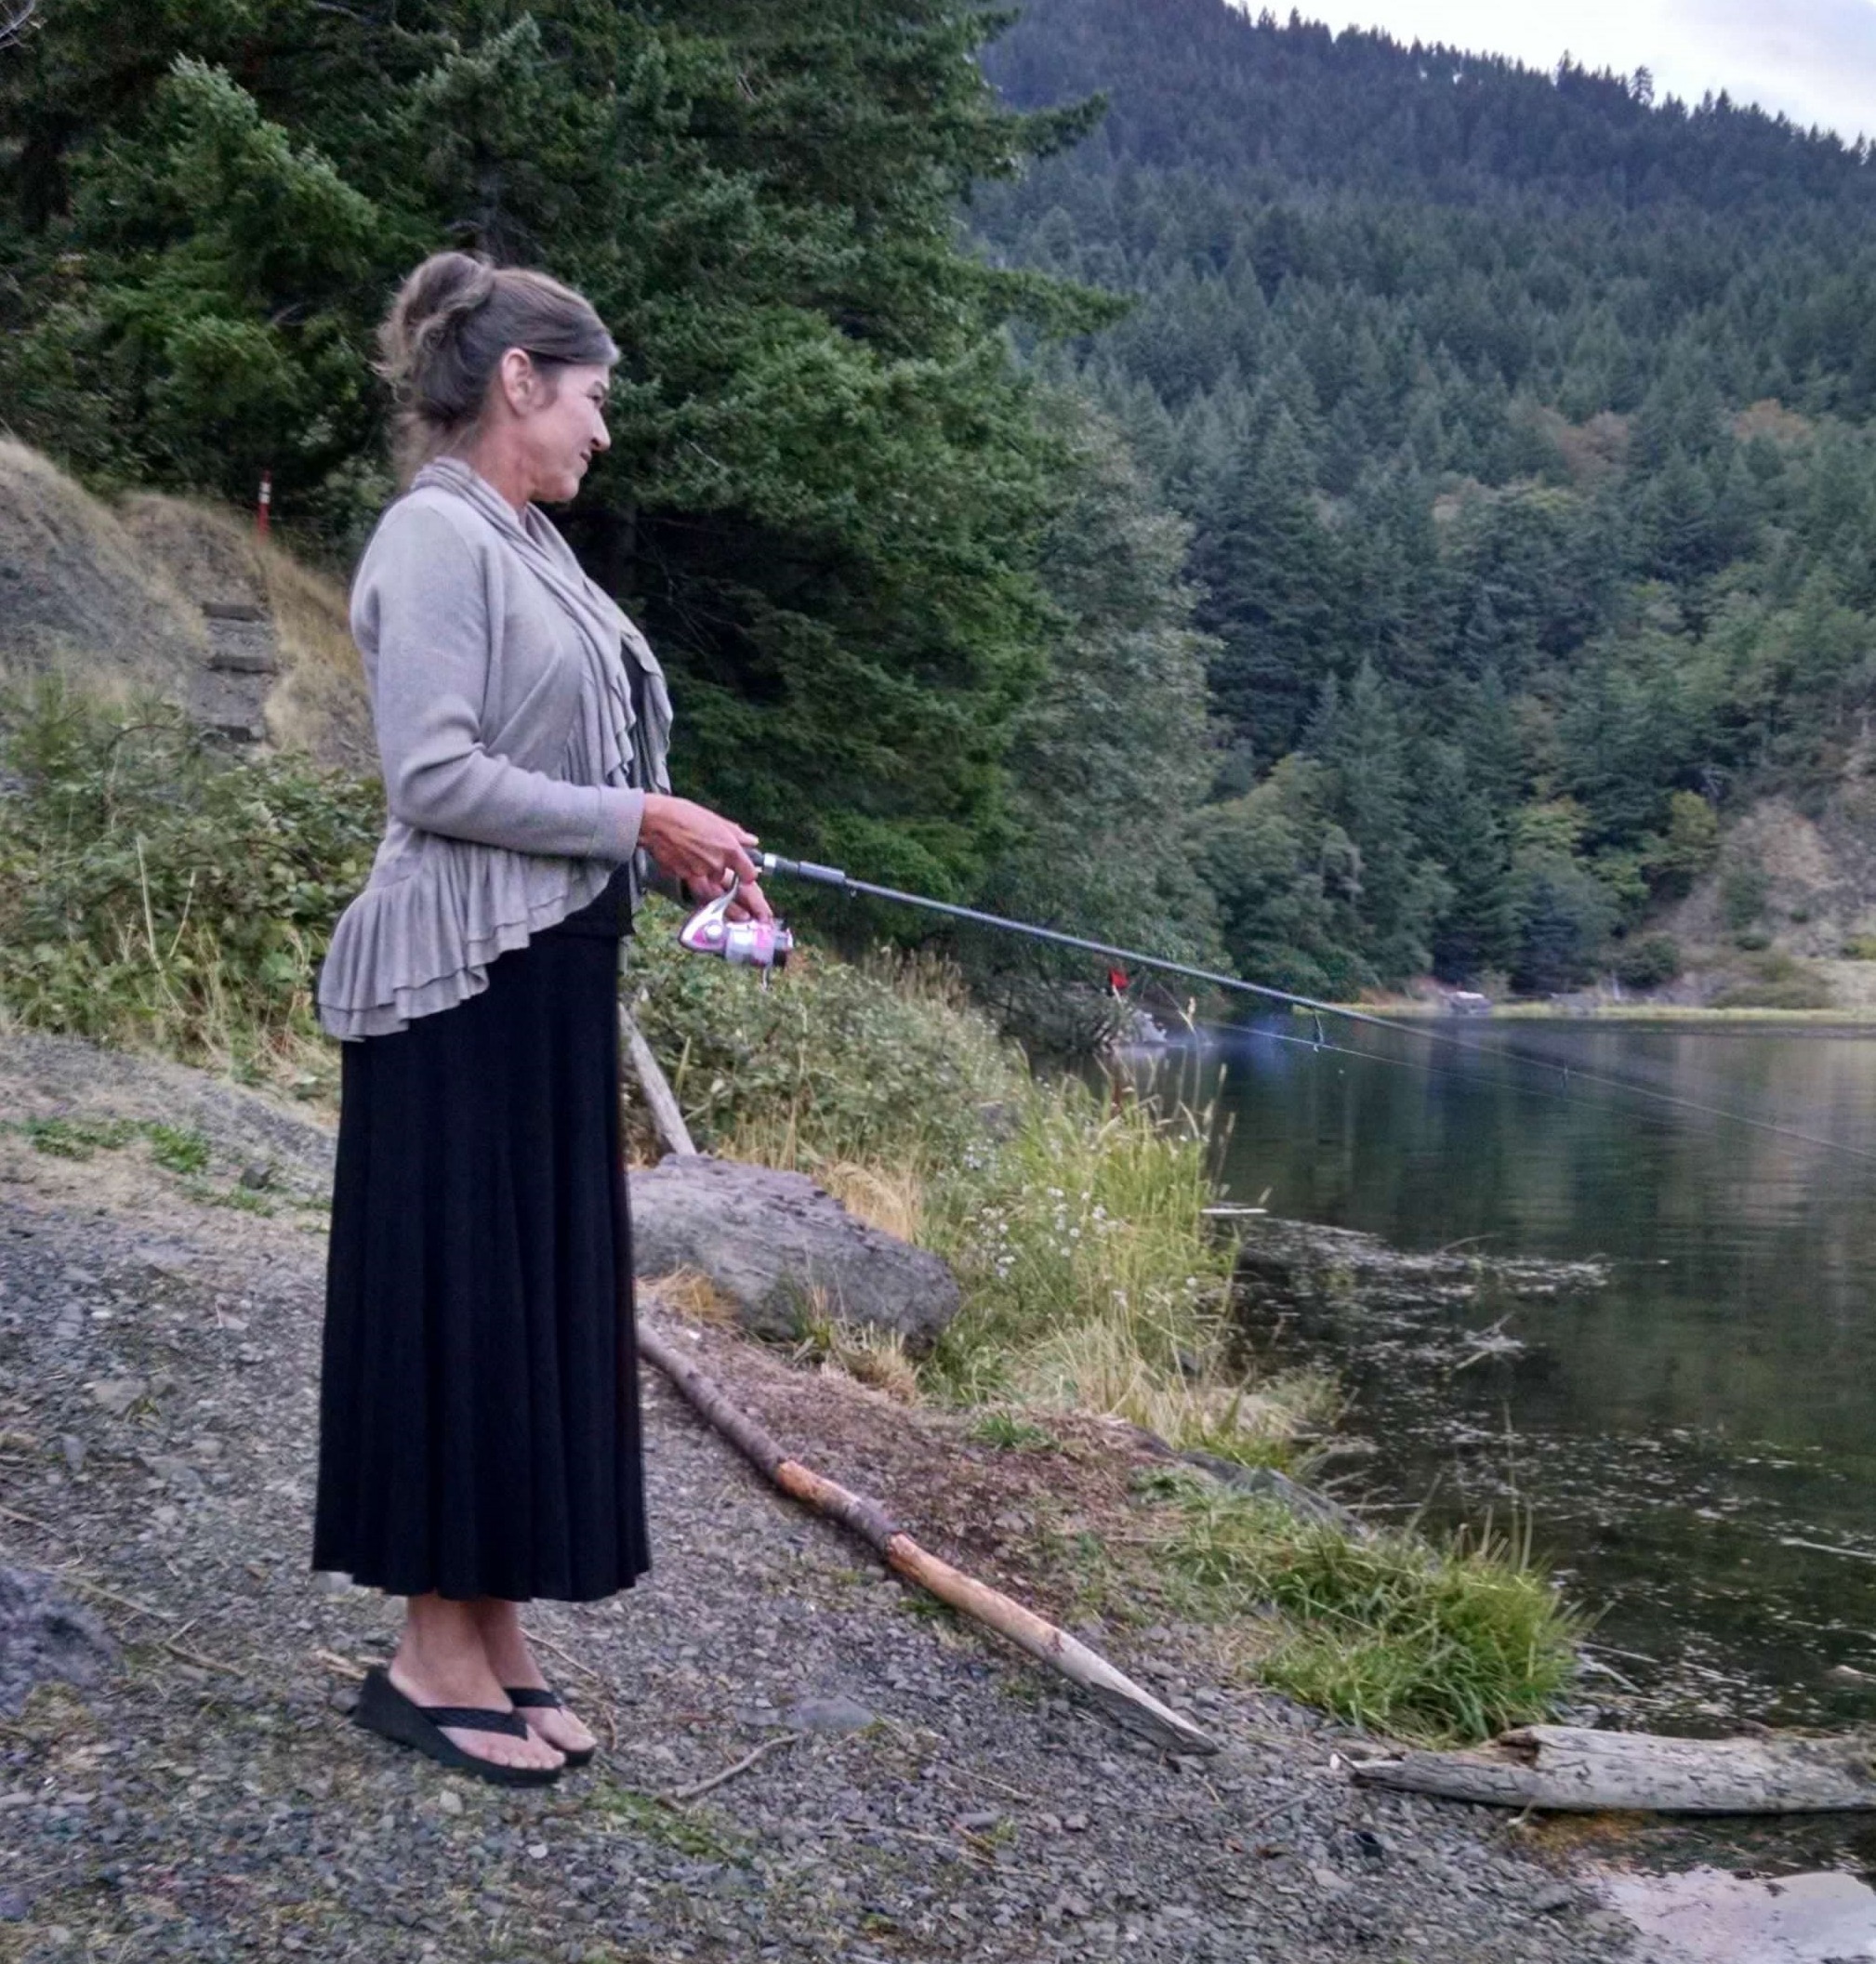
left=1162, top=1020, right=1876, bottom=1731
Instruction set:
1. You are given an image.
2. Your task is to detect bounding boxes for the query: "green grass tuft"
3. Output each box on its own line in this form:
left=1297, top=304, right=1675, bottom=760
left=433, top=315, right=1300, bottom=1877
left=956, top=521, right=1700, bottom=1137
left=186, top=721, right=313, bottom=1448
left=1161, top=1492, right=1581, bottom=1745
left=968, top=1411, right=1059, bottom=1451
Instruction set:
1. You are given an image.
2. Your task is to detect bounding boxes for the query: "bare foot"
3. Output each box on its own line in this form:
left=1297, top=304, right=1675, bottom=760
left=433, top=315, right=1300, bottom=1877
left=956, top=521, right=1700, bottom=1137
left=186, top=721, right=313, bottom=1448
left=392, top=1596, right=564, bottom=1774
left=472, top=1599, right=600, bottom=1761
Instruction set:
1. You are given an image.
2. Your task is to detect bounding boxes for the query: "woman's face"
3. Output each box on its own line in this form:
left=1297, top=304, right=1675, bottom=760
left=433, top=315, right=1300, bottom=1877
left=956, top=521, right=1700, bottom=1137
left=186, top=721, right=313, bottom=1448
left=517, top=359, right=612, bottom=504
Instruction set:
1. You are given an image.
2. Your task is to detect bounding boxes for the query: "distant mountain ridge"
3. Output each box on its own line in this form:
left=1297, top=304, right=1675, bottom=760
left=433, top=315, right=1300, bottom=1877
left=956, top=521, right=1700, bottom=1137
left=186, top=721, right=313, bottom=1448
left=986, top=0, right=1875, bottom=209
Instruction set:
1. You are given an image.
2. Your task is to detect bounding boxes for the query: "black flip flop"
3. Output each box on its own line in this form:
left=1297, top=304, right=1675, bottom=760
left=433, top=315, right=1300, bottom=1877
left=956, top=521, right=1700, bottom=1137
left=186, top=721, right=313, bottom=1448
left=504, top=1684, right=597, bottom=1768
left=353, top=1667, right=562, bottom=1787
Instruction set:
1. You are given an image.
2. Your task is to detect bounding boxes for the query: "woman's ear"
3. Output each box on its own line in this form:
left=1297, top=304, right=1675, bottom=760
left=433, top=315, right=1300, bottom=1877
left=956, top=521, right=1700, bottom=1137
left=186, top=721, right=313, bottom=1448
left=495, top=346, right=539, bottom=417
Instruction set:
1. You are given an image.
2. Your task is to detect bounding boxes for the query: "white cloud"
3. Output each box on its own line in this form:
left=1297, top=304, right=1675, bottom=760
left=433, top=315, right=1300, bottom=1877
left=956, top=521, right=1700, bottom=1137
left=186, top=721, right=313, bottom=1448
left=1300, top=0, right=1876, bottom=141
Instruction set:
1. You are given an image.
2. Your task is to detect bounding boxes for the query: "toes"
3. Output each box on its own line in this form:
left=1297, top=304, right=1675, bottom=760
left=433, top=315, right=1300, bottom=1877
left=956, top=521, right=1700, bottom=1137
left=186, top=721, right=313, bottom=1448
left=442, top=1727, right=563, bottom=1771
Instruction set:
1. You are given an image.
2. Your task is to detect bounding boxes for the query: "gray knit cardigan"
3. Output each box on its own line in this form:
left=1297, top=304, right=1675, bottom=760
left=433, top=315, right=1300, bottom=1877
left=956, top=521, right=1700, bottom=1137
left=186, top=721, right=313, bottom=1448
left=315, top=458, right=672, bottom=1041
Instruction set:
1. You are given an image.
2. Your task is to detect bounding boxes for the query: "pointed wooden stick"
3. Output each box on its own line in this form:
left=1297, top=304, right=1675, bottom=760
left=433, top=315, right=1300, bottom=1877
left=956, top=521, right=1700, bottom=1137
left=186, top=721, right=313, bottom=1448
left=636, top=1315, right=1218, bottom=1756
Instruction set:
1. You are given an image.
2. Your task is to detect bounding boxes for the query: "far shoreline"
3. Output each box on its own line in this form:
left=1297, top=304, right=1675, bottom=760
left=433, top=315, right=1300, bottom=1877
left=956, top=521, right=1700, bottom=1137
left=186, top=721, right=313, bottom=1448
left=1325, top=1002, right=1876, bottom=1027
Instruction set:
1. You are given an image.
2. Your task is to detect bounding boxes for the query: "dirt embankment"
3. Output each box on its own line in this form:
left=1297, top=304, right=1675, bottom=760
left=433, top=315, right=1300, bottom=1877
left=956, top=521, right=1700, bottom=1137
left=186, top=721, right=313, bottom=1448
left=0, top=442, right=373, bottom=773
left=0, top=1033, right=1643, bottom=1962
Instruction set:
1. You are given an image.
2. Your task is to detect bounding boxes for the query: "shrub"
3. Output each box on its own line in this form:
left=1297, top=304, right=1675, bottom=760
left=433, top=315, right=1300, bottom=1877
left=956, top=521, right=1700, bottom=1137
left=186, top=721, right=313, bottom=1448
left=1842, top=934, right=1876, bottom=961
left=1612, top=933, right=1682, bottom=990
left=626, top=894, right=1023, bottom=1170
left=1711, top=974, right=1835, bottom=1009
left=1721, top=861, right=1769, bottom=933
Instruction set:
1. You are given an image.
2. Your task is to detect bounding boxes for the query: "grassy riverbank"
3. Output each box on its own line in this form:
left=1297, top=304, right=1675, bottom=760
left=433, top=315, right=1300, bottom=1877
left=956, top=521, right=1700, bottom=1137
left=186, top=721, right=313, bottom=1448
left=0, top=683, right=1581, bottom=1744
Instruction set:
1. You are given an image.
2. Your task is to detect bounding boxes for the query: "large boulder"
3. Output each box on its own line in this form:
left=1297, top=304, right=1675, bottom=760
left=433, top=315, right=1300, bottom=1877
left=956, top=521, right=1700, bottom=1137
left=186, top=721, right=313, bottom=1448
left=630, top=1155, right=960, bottom=1349
left=0, top=1567, right=113, bottom=1715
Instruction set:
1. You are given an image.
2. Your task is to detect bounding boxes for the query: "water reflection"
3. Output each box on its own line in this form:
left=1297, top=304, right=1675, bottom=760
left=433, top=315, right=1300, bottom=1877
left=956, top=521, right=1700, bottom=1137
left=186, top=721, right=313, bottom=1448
left=1149, top=1020, right=1876, bottom=1728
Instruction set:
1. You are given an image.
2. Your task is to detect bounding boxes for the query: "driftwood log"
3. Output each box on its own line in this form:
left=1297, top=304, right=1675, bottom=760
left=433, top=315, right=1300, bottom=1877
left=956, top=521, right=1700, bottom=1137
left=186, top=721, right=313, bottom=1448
left=636, top=1318, right=1217, bottom=1756
left=622, top=1015, right=1216, bottom=1755
left=1351, top=1723, right=1876, bottom=1813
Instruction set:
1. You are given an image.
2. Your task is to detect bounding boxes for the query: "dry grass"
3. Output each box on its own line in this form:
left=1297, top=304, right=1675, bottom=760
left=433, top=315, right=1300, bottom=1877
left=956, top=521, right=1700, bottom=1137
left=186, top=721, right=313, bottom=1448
left=0, top=441, right=208, bottom=696
left=792, top=1288, right=922, bottom=1403
left=741, top=1140, right=927, bottom=1244
left=642, top=1266, right=745, bottom=1329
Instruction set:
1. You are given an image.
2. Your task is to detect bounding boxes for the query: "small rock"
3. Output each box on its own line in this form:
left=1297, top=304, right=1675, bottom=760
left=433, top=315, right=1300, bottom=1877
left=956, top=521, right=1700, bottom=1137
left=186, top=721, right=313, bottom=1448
left=1530, top=1882, right=1576, bottom=1915
left=0, top=1887, right=28, bottom=1920
left=1310, top=1865, right=1350, bottom=1894
left=59, top=1436, right=85, bottom=1475
left=239, top=1163, right=274, bottom=1191
left=527, top=1841, right=549, bottom=1860
left=1825, top=1664, right=1873, bottom=1685
left=437, top=1788, right=464, bottom=1817
left=782, top=1694, right=876, bottom=1735
left=86, top=1378, right=145, bottom=1418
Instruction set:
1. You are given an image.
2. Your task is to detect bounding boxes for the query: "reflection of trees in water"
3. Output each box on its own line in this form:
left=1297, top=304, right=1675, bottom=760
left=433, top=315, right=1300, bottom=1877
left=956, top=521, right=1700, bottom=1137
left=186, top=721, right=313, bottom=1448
left=1177, top=1025, right=1876, bottom=1721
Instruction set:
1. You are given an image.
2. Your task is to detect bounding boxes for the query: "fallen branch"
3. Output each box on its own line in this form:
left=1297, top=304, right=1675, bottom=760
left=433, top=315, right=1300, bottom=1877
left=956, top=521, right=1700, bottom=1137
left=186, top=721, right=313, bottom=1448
left=635, top=1317, right=1217, bottom=1756
left=1351, top=1722, right=1876, bottom=1813
left=663, top=1733, right=793, bottom=1804
left=160, top=1636, right=244, bottom=1678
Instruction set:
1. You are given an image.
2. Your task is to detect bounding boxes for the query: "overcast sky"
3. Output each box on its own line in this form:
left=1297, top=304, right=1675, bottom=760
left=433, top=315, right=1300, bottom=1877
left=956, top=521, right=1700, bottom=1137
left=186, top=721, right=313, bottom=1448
left=1297, top=1, right=1876, bottom=144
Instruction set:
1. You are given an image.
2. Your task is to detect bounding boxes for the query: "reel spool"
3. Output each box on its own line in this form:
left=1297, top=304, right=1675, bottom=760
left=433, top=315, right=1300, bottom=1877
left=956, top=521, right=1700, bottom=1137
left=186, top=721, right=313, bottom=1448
left=677, top=873, right=793, bottom=981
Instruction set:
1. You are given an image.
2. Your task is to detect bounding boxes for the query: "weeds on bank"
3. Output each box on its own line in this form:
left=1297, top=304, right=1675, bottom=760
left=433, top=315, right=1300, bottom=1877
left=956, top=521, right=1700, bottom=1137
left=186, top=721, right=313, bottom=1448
left=0, top=680, right=378, bottom=1101
left=4, top=1114, right=284, bottom=1214
left=629, top=901, right=1319, bottom=1469
left=1140, top=1473, right=1581, bottom=1745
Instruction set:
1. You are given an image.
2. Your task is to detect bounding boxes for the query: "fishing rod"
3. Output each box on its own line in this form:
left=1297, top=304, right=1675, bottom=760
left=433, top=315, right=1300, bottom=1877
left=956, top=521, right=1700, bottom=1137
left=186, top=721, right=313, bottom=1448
left=673, top=852, right=1876, bottom=1167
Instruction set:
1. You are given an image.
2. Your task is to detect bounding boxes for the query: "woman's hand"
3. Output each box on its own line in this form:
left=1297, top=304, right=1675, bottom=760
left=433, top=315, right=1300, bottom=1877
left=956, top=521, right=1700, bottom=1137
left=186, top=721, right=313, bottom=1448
left=639, top=794, right=774, bottom=921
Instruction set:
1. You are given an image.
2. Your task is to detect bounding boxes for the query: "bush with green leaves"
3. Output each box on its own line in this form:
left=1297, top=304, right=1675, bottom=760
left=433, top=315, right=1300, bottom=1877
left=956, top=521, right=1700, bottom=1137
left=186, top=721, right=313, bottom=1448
left=1612, top=933, right=1683, bottom=990
left=625, top=894, right=1024, bottom=1170
left=0, top=681, right=380, bottom=1087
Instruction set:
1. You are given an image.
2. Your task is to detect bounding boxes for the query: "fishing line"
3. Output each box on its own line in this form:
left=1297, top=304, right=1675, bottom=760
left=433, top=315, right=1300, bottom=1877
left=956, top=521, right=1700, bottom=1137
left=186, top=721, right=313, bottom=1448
left=752, top=851, right=1876, bottom=1167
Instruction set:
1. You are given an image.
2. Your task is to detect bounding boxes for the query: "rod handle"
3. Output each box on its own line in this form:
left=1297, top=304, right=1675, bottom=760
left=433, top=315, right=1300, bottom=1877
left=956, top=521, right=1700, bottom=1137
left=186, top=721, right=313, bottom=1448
left=760, top=853, right=848, bottom=888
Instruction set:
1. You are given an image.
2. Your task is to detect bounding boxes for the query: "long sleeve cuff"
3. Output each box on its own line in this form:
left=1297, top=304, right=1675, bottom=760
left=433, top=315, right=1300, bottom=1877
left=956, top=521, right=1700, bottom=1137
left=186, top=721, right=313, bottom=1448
left=591, top=786, right=647, bottom=863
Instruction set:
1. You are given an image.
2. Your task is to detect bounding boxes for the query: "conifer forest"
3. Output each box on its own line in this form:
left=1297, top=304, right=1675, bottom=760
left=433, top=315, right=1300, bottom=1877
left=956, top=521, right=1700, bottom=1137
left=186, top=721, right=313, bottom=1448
left=7, top=1, right=1876, bottom=1001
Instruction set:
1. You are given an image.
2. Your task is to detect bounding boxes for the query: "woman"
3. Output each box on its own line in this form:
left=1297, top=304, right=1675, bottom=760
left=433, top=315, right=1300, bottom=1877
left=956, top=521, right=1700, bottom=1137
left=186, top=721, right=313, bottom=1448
left=313, top=251, right=769, bottom=1785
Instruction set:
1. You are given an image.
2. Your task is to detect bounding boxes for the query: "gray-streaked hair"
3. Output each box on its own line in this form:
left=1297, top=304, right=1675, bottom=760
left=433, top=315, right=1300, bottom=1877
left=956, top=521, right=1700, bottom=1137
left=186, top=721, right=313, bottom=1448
left=377, top=251, right=618, bottom=481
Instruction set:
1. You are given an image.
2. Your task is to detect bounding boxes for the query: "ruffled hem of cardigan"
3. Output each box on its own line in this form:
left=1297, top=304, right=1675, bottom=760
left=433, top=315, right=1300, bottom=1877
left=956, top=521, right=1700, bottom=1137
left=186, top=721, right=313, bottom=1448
left=315, top=841, right=615, bottom=1041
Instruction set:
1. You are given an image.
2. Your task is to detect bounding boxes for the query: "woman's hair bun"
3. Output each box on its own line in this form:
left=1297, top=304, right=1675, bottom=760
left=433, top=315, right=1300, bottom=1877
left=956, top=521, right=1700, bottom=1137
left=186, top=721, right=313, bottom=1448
left=377, top=251, right=499, bottom=414
left=377, top=249, right=618, bottom=481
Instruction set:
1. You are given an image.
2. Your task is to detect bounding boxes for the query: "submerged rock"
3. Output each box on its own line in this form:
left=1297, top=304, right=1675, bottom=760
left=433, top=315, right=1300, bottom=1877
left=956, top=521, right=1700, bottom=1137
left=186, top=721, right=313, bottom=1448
left=631, top=1154, right=961, bottom=1348
left=1234, top=1216, right=1606, bottom=1313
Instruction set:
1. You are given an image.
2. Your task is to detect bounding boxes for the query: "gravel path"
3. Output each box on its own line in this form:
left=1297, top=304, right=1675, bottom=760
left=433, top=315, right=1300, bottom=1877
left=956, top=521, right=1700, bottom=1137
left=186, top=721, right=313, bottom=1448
left=0, top=1033, right=1646, bottom=1962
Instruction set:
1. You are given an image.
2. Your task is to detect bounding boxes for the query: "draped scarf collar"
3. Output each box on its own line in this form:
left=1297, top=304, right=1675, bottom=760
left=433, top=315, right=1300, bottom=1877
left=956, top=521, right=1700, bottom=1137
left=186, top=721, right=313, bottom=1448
left=412, top=455, right=673, bottom=794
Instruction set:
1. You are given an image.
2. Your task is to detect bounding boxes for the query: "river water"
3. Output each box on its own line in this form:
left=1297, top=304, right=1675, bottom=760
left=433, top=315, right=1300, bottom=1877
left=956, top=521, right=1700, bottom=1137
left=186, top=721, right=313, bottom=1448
left=1153, top=1019, right=1876, bottom=1733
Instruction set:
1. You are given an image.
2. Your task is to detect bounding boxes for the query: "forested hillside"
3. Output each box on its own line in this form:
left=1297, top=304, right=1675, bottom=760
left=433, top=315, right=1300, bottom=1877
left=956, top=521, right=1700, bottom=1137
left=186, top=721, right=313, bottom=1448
left=979, top=2, right=1876, bottom=996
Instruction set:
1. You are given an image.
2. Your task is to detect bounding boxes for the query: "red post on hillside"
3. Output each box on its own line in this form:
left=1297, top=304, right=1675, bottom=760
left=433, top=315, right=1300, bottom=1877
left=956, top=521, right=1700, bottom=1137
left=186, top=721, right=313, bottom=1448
left=257, top=469, right=272, bottom=538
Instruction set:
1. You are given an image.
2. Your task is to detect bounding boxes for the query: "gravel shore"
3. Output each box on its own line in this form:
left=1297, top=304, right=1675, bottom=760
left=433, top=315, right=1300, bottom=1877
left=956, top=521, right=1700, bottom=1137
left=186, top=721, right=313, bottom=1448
left=0, top=1032, right=1645, bottom=1962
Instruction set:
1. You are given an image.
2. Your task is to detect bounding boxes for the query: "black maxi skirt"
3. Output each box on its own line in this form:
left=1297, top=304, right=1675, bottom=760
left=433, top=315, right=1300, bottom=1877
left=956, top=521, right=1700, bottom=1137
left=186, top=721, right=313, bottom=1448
left=312, top=882, right=650, bottom=1602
